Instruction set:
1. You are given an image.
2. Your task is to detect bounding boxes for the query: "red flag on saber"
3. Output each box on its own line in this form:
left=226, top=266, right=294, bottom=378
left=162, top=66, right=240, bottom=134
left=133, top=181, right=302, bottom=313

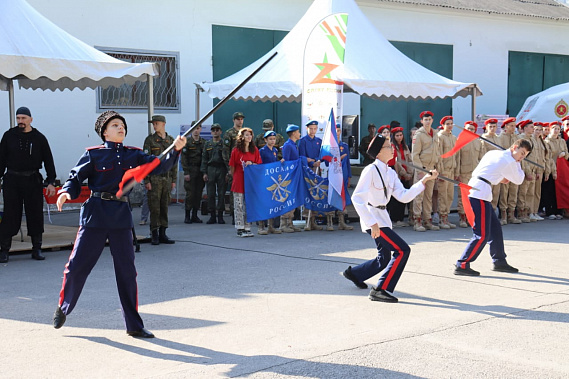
left=458, top=182, right=476, bottom=227
left=441, top=128, right=480, bottom=158
left=116, top=158, right=160, bottom=198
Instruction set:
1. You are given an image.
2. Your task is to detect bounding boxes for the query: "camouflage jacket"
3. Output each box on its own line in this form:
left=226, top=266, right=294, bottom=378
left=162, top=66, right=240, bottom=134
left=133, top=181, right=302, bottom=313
left=143, top=132, right=177, bottom=184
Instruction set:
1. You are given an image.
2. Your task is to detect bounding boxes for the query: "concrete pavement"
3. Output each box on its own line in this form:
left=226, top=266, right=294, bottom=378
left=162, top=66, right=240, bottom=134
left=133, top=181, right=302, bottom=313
left=1, top=205, right=568, bottom=378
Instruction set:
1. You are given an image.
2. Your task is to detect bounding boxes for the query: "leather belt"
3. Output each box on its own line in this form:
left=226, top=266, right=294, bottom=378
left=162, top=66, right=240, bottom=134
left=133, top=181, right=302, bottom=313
left=6, top=169, right=39, bottom=176
left=477, top=176, right=491, bottom=186
left=368, top=202, right=387, bottom=210
left=91, top=191, right=128, bottom=202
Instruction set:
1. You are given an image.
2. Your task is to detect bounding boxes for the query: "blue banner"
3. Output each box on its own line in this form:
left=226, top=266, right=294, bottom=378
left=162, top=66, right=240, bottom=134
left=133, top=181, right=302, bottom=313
left=244, top=159, right=305, bottom=222
left=300, top=157, right=340, bottom=213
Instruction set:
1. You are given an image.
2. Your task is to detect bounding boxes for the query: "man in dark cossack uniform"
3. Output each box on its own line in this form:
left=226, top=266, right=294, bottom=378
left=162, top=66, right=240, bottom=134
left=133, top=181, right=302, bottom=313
left=53, top=110, right=186, bottom=338
left=143, top=115, right=177, bottom=245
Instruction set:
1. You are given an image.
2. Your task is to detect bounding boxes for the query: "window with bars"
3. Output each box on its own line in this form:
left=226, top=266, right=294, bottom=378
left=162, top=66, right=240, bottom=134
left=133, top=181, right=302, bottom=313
left=96, top=48, right=180, bottom=111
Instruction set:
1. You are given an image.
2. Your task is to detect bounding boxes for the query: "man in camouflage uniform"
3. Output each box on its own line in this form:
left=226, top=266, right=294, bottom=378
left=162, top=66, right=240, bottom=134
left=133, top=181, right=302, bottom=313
left=143, top=115, right=176, bottom=245
left=200, top=123, right=227, bottom=224
left=181, top=121, right=206, bottom=224
left=359, top=123, right=377, bottom=166
left=222, top=112, right=244, bottom=224
left=255, top=119, right=284, bottom=156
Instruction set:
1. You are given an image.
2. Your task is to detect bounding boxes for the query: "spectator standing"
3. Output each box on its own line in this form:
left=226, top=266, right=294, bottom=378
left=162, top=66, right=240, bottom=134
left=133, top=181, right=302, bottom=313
left=258, top=131, right=284, bottom=235
left=515, top=120, right=536, bottom=223
left=481, top=119, right=502, bottom=213
left=335, top=123, right=354, bottom=230
left=0, top=106, right=56, bottom=263
left=389, top=126, right=414, bottom=227
left=223, top=112, right=245, bottom=225
left=499, top=117, right=521, bottom=224
left=255, top=119, right=284, bottom=155
left=143, top=115, right=176, bottom=245
left=200, top=123, right=227, bottom=225
left=359, top=123, right=377, bottom=166
left=299, top=120, right=323, bottom=231
left=436, top=116, right=458, bottom=229
left=280, top=125, right=303, bottom=233
left=181, top=122, right=206, bottom=224
left=529, top=123, right=547, bottom=221
left=543, top=122, right=569, bottom=219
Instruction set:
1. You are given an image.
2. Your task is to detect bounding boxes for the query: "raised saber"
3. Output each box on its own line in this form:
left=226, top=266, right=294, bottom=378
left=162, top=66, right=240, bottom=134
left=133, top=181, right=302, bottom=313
left=401, top=160, right=480, bottom=191
left=453, top=124, right=545, bottom=170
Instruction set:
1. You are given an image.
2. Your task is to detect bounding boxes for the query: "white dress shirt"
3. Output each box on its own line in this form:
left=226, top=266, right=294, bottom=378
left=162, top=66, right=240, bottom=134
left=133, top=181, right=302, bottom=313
left=352, top=160, right=425, bottom=232
left=468, top=149, right=525, bottom=202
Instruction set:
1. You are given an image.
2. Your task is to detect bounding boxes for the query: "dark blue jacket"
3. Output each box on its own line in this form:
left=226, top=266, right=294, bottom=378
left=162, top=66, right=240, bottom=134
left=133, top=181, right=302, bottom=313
left=259, top=145, right=279, bottom=164
left=282, top=139, right=299, bottom=161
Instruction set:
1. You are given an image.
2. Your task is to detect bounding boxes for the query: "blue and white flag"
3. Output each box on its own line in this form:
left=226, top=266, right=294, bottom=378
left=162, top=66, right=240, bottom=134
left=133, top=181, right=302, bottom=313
left=300, top=157, right=339, bottom=213
left=244, top=159, right=305, bottom=222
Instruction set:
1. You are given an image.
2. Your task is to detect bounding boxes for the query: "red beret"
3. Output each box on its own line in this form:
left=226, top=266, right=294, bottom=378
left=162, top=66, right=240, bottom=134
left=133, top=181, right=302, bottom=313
left=391, top=126, right=404, bottom=133
left=484, top=118, right=498, bottom=126
left=501, top=117, right=517, bottom=128
left=378, top=125, right=390, bottom=133
left=420, top=111, right=434, bottom=119
left=437, top=125, right=444, bottom=130
left=464, top=121, right=478, bottom=128
left=561, top=116, right=569, bottom=122
left=549, top=121, right=561, bottom=127
left=440, top=115, right=453, bottom=125
left=517, top=119, right=533, bottom=129
left=533, top=122, right=542, bottom=127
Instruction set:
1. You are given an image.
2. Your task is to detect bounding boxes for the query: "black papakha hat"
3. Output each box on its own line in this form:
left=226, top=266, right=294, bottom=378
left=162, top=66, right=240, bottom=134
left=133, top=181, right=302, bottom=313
left=367, top=134, right=387, bottom=159
left=95, top=110, right=127, bottom=142
left=16, top=107, right=32, bottom=117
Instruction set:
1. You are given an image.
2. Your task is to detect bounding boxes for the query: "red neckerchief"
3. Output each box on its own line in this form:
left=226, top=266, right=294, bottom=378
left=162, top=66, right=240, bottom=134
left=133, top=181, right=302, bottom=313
left=394, top=143, right=407, bottom=171
left=428, top=128, right=433, bottom=138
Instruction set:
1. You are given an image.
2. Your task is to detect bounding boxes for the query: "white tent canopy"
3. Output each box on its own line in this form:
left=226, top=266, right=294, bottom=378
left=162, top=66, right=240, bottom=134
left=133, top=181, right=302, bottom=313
left=0, top=0, right=158, bottom=92
left=516, top=82, right=569, bottom=122
left=199, top=0, right=482, bottom=102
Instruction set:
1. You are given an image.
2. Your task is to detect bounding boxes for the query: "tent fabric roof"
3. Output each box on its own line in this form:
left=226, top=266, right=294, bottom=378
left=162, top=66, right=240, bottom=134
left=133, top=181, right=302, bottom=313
left=199, top=0, right=481, bottom=103
left=369, top=0, right=569, bottom=21
left=0, top=0, right=158, bottom=91
left=516, top=82, right=569, bottom=122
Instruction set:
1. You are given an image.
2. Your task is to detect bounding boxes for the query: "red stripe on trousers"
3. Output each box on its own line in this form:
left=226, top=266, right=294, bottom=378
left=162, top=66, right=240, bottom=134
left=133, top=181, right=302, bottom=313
left=380, top=232, right=404, bottom=290
left=58, top=227, right=82, bottom=306
left=461, top=199, right=486, bottom=269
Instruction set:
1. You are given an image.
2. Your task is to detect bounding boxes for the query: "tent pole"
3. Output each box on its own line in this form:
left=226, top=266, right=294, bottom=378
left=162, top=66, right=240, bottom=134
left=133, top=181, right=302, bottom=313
left=147, top=74, right=154, bottom=135
left=8, top=79, right=15, bottom=128
left=195, top=85, right=201, bottom=121
left=471, top=84, right=477, bottom=121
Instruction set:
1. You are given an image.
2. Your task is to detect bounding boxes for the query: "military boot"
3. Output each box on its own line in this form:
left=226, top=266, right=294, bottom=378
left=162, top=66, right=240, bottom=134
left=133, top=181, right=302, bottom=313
left=151, top=229, right=160, bottom=245
left=31, top=235, right=45, bottom=260
left=217, top=210, right=226, bottom=224
left=458, top=213, right=469, bottom=228
left=290, top=218, right=302, bottom=232
left=159, top=227, right=175, bottom=244
left=268, top=220, right=282, bottom=234
left=414, top=217, right=426, bottom=232
left=207, top=211, right=217, bottom=224
left=191, top=209, right=202, bottom=224
left=0, top=237, right=11, bottom=263
left=508, top=209, right=522, bottom=224
left=326, top=214, right=335, bottom=231
left=338, top=213, right=353, bottom=230
left=500, top=209, right=508, bottom=225
left=280, top=216, right=294, bottom=233
left=257, top=221, right=268, bottom=235
left=439, top=214, right=451, bottom=229
left=184, top=209, right=192, bottom=224
left=441, top=214, right=456, bottom=229
left=311, top=215, right=323, bottom=231
left=423, top=218, right=440, bottom=231
left=520, top=208, right=531, bottom=223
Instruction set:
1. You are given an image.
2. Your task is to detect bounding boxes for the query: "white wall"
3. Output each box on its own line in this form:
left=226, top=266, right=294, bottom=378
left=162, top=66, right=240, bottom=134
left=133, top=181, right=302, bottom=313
left=2, top=0, right=569, bottom=178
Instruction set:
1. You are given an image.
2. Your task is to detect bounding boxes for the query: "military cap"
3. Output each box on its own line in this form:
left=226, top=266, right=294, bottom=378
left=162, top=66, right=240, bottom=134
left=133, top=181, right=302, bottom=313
left=233, top=111, right=245, bottom=120
left=464, top=121, right=478, bottom=130
left=378, top=125, right=390, bottom=133
left=305, top=120, right=318, bottom=127
left=286, top=124, right=300, bottom=133
left=262, top=119, right=274, bottom=130
left=211, top=123, right=222, bottom=130
left=420, top=111, right=434, bottom=119
left=549, top=121, right=561, bottom=127
left=263, top=130, right=276, bottom=138
left=150, top=115, right=166, bottom=123
left=95, top=110, right=127, bottom=142
left=484, top=118, right=498, bottom=126
left=517, top=119, right=533, bottom=130
left=440, top=116, right=453, bottom=125
left=501, top=117, right=517, bottom=128
left=391, top=127, right=404, bottom=133
left=367, top=134, right=387, bottom=158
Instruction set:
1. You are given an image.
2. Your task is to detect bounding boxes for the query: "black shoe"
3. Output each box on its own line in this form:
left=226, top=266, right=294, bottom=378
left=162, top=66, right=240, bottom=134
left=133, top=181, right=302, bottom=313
left=31, top=249, right=45, bottom=260
left=493, top=262, right=519, bottom=273
left=206, top=214, right=217, bottom=224
left=53, top=306, right=66, bottom=329
left=232, top=215, right=235, bottom=225
left=158, top=227, right=175, bottom=244
left=342, top=266, right=368, bottom=289
left=184, top=210, right=192, bottom=224
left=0, top=251, right=8, bottom=263
left=127, top=328, right=155, bottom=338
left=369, top=287, right=398, bottom=303
left=454, top=266, right=480, bottom=276
left=218, top=211, right=226, bottom=224
left=151, top=229, right=160, bottom=245
left=191, top=209, right=203, bottom=224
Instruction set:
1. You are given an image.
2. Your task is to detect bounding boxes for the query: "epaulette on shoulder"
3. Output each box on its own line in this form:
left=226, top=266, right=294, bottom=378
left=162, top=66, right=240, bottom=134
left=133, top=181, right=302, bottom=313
left=86, top=145, right=104, bottom=151
left=124, top=145, right=142, bottom=150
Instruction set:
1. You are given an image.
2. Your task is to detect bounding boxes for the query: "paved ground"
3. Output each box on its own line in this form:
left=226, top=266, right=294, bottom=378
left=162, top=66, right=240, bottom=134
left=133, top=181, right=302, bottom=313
left=1, top=205, right=568, bottom=378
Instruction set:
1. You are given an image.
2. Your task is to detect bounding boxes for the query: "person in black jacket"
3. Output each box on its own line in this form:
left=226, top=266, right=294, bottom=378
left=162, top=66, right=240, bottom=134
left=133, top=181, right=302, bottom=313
left=0, top=107, right=56, bottom=263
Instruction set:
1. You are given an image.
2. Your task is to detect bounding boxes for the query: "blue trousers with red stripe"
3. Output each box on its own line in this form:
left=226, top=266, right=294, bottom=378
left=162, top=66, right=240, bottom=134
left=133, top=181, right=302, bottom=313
left=349, top=227, right=410, bottom=293
left=456, top=197, right=507, bottom=269
left=58, top=227, right=144, bottom=332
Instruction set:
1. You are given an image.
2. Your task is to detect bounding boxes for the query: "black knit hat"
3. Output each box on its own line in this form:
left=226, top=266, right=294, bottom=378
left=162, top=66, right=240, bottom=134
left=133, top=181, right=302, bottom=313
left=16, top=107, right=32, bottom=117
left=367, top=134, right=387, bottom=159
left=94, top=111, right=127, bottom=141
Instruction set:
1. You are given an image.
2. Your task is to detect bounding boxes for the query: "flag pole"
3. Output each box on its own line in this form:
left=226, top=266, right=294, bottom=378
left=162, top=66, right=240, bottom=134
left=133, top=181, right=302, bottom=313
left=402, top=160, right=480, bottom=191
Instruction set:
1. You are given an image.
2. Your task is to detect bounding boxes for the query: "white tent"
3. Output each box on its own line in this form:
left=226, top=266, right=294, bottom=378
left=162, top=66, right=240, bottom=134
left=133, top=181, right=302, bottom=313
left=516, top=82, right=569, bottom=122
left=199, top=0, right=482, bottom=103
left=0, top=0, right=159, bottom=126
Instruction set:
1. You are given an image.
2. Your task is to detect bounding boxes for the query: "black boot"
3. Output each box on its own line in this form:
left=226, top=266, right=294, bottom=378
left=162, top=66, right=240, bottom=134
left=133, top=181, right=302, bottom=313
left=191, top=209, right=202, bottom=223
left=31, top=235, right=45, bottom=260
left=0, top=251, right=8, bottom=263
left=184, top=209, right=192, bottom=224
left=217, top=211, right=226, bottom=224
left=207, top=211, right=217, bottom=224
left=151, top=229, right=160, bottom=245
left=0, top=237, right=10, bottom=263
left=159, top=227, right=175, bottom=244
